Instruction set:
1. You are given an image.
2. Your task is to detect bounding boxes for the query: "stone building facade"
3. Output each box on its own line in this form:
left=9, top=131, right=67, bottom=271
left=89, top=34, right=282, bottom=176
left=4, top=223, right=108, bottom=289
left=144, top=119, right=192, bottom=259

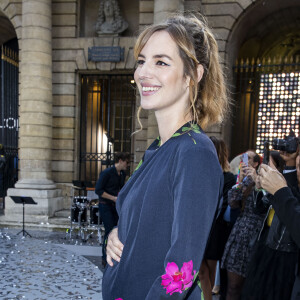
left=0, top=0, right=299, bottom=223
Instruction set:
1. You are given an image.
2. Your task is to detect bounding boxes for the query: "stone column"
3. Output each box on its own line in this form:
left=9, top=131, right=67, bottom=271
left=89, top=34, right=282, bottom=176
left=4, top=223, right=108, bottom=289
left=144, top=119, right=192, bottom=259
left=17, top=0, right=54, bottom=189
left=5, top=0, right=62, bottom=223
left=146, top=0, right=184, bottom=146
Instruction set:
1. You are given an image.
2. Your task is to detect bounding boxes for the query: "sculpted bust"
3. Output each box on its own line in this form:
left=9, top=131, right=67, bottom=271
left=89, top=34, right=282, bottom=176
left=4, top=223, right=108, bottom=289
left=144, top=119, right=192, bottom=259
left=96, top=0, right=128, bottom=36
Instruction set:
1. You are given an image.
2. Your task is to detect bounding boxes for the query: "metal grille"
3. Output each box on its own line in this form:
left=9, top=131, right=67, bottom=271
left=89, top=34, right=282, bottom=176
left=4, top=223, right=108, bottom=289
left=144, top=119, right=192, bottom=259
left=0, top=39, right=19, bottom=207
left=80, top=74, right=136, bottom=183
left=231, top=57, right=300, bottom=158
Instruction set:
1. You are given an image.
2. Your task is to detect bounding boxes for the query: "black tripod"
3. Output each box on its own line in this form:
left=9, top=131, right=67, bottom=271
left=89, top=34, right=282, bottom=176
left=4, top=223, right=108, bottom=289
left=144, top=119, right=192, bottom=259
left=10, top=196, right=37, bottom=237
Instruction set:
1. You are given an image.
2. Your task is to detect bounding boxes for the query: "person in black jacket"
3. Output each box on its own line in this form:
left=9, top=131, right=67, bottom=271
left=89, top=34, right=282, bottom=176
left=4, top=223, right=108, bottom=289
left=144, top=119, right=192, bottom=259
left=95, top=152, right=130, bottom=266
left=258, top=163, right=300, bottom=300
left=242, top=150, right=299, bottom=300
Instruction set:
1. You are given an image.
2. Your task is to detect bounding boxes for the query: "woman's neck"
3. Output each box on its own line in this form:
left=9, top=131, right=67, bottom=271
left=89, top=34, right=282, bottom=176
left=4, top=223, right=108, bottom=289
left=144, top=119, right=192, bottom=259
left=155, top=111, right=192, bottom=145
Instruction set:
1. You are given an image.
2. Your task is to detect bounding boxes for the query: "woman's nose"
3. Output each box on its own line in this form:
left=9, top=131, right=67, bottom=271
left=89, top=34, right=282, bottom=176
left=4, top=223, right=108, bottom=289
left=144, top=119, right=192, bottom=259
left=138, top=62, right=154, bottom=79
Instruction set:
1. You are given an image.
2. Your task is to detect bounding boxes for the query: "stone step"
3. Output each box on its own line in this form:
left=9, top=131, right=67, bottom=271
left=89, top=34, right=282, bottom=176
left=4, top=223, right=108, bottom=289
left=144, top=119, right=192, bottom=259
left=54, top=209, right=70, bottom=218
left=0, top=207, right=102, bottom=229
left=48, top=216, right=70, bottom=226
left=49, top=209, right=71, bottom=227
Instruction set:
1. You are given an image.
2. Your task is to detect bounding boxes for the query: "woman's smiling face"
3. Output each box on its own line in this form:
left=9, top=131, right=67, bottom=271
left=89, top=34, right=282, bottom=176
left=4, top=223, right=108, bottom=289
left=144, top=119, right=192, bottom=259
left=134, top=30, right=191, bottom=115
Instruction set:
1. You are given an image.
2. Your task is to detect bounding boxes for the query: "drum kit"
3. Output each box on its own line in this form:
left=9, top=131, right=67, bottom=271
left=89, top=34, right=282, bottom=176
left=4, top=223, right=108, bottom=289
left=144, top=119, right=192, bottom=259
left=68, top=182, right=103, bottom=243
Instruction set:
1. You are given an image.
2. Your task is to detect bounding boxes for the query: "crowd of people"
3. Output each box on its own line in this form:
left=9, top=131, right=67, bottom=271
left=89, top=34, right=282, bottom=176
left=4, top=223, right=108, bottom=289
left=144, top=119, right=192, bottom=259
left=198, top=142, right=300, bottom=300
left=91, top=12, right=300, bottom=300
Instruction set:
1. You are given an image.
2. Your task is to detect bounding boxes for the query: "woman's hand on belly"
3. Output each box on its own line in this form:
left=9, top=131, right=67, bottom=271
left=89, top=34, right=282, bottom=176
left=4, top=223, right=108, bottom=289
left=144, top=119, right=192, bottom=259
left=106, top=227, right=124, bottom=266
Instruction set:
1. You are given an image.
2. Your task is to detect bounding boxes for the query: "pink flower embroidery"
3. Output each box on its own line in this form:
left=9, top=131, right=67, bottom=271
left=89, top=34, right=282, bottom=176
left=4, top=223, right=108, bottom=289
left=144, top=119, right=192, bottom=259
left=115, top=298, right=123, bottom=300
left=161, top=260, right=196, bottom=295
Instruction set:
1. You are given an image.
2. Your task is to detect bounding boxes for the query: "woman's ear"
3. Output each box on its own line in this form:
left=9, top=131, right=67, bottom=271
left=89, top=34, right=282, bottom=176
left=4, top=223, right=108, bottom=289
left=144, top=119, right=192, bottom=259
left=185, top=64, right=204, bottom=88
left=197, top=64, right=204, bottom=83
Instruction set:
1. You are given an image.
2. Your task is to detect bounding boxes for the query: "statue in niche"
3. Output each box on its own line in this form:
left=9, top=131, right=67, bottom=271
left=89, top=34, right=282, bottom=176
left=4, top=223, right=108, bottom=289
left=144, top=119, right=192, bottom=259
left=96, top=0, right=128, bottom=36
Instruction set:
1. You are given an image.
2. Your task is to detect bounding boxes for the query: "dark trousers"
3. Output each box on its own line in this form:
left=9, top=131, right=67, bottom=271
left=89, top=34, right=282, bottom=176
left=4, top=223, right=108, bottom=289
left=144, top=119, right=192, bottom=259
left=291, top=275, right=300, bottom=300
left=99, top=202, right=119, bottom=261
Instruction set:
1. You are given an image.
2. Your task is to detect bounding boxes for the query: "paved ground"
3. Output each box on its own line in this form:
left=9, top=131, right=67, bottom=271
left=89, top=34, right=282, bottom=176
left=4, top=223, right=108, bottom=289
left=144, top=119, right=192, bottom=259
left=0, top=226, right=220, bottom=300
left=0, top=227, right=103, bottom=300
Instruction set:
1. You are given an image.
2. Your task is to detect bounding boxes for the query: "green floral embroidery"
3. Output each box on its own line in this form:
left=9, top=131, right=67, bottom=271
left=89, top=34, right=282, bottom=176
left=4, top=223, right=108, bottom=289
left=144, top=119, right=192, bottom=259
left=191, top=123, right=201, bottom=134
left=134, top=159, right=143, bottom=173
left=128, top=156, right=145, bottom=180
left=187, top=133, right=197, bottom=145
left=130, top=123, right=201, bottom=178
left=171, top=122, right=201, bottom=139
left=197, top=281, right=205, bottom=300
left=170, top=122, right=201, bottom=143
left=182, top=126, right=190, bottom=132
left=157, top=138, right=161, bottom=147
left=191, top=272, right=204, bottom=300
left=172, top=133, right=182, bottom=137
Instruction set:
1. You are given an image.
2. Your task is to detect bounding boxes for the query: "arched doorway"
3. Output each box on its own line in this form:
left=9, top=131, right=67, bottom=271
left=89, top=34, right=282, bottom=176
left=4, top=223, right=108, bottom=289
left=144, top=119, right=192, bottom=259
left=0, top=12, right=19, bottom=210
left=226, top=0, right=300, bottom=158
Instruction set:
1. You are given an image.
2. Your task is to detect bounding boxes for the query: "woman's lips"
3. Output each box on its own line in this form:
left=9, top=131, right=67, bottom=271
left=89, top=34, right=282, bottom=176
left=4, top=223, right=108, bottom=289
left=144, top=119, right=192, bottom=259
left=141, top=85, right=160, bottom=96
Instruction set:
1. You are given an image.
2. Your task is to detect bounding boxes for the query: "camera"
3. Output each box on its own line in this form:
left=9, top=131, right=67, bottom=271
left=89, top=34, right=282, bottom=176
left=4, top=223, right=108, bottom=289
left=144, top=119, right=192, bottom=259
left=272, top=134, right=299, bottom=153
left=263, top=141, right=270, bottom=164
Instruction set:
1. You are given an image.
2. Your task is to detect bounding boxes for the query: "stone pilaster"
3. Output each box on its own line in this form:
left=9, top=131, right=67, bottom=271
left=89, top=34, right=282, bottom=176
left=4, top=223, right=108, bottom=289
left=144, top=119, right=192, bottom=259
left=4, top=0, right=62, bottom=224
left=146, top=0, right=184, bottom=147
left=17, top=0, right=54, bottom=188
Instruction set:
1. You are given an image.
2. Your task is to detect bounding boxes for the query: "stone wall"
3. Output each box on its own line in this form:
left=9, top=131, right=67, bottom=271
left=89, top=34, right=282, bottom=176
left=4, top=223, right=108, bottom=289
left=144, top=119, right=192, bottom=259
left=201, top=0, right=256, bottom=141
left=52, top=0, right=77, bottom=187
left=139, top=0, right=154, bottom=30
left=183, top=0, right=254, bottom=139
left=0, top=0, right=22, bottom=40
left=52, top=0, right=137, bottom=189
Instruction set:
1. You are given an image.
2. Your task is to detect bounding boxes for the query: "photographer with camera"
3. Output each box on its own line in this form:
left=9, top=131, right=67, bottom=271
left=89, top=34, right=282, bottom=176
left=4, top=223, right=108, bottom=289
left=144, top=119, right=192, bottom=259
left=256, top=161, right=300, bottom=300
left=242, top=133, right=299, bottom=300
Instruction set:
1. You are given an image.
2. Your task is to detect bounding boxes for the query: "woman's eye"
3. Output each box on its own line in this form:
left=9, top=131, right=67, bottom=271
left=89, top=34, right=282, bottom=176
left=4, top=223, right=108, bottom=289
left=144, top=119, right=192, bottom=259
left=156, top=60, right=169, bottom=66
left=136, top=60, right=144, bottom=65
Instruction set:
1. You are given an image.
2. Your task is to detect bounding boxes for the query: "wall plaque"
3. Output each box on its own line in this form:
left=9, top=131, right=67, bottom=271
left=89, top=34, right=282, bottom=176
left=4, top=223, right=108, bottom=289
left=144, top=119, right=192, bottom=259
left=88, top=46, right=125, bottom=62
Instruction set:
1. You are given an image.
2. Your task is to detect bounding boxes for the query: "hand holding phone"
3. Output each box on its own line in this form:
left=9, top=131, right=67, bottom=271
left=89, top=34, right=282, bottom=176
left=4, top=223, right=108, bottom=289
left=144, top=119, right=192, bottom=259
left=242, top=153, right=248, bottom=166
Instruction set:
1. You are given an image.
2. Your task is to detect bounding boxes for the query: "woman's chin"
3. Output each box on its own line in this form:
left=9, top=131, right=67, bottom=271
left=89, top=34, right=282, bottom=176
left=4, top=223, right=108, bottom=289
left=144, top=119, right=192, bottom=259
left=140, top=102, right=155, bottom=111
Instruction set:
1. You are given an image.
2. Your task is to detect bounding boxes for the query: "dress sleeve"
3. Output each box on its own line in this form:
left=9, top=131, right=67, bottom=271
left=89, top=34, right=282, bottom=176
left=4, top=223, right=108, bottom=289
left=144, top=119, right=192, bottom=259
left=272, top=187, right=300, bottom=247
left=228, top=177, right=254, bottom=209
left=145, top=146, right=223, bottom=299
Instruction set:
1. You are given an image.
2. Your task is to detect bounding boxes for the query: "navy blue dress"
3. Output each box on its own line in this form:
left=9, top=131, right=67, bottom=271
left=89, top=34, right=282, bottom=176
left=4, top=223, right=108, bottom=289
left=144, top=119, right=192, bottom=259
left=102, top=123, right=223, bottom=299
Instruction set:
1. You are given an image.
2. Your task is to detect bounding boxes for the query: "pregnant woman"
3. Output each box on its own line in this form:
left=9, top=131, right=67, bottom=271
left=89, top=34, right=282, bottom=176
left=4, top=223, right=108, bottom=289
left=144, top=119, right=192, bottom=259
left=102, top=13, right=229, bottom=300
